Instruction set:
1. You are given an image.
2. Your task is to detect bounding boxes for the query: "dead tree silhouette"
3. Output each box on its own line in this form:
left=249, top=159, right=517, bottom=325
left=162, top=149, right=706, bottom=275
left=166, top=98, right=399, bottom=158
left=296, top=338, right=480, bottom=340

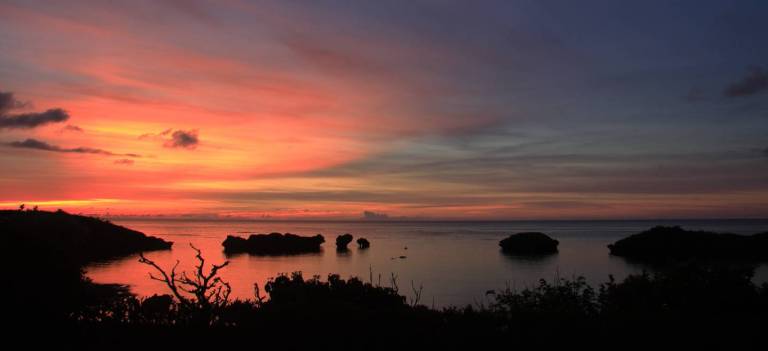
left=139, top=244, right=231, bottom=312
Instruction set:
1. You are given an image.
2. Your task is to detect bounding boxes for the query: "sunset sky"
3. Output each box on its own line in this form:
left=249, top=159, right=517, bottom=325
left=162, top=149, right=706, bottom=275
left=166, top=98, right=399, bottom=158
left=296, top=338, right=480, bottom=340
left=1, top=0, right=767, bottom=219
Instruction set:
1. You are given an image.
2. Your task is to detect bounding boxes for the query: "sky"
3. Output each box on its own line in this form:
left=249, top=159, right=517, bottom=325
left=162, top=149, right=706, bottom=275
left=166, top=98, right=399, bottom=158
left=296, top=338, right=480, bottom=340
left=1, top=0, right=767, bottom=220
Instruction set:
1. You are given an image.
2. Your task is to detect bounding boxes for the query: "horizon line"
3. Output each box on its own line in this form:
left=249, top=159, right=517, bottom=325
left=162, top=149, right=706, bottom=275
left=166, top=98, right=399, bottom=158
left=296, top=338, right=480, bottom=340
left=3, top=208, right=767, bottom=223
left=107, top=216, right=768, bottom=223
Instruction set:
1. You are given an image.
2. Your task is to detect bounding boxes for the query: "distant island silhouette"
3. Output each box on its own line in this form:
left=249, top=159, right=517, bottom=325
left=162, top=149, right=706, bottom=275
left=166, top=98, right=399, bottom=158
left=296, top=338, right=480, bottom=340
left=609, top=226, right=768, bottom=261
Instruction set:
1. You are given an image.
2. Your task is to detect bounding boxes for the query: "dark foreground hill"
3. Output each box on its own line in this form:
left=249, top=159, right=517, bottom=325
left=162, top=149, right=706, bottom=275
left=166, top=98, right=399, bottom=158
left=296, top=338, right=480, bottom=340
left=0, top=209, right=172, bottom=263
left=608, top=226, right=768, bottom=261
left=3, top=209, right=171, bottom=333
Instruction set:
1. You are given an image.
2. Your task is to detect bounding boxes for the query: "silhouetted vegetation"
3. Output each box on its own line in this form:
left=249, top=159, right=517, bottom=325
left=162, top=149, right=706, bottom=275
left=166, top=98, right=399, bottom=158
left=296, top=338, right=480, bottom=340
left=45, top=248, right=764, bottom=349
left=222, top=232, right=324, bottom=255
left=499, top=231, right=559, bottom=254
left=357, top=237, right=370, bottom=249
left=335, top=233, right=353, bottom=251
left=608, top=226, right=768, bottom=261
left=7, top=216, right=768, bottom=349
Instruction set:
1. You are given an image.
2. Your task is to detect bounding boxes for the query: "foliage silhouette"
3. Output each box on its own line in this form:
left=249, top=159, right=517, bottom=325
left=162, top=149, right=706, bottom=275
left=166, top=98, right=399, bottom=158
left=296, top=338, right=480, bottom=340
left=59, top=248, right=767, bottom=349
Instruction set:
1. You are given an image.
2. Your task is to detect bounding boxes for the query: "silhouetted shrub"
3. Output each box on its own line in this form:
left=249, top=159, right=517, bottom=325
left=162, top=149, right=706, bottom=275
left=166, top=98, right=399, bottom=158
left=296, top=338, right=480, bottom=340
left=141, top=294, right=174, bottom=319
left=264, top=272, right=405, bottom=309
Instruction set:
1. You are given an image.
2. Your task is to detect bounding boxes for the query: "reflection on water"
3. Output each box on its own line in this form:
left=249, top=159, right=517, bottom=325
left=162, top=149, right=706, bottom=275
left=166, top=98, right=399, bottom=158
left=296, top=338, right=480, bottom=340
left=86, top=219, right=768, bottom=307
left=501, top=252, right=558, bottom=265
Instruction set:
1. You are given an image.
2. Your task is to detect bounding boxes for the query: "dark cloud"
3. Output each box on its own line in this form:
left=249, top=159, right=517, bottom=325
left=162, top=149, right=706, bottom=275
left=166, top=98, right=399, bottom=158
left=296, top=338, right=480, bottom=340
left=114, top=159, right=135, bottom=165
left=141, top=128, right=199, bottom=149
left=0, top=108, right=70, bottom=130
left=164, top=129, right=199, bottom=149
left=362, top=210, right=389, bottom=220
left=0, top=91, right=70, bottom=129
left=62, top=125, right=84, bottom=132
left=724, top=67, right=768, bottom=97
left=521, top=201, right=613, bottom=210
left=0, top=91, right=28, bottom=114
left=5, top=138, right=141, bottom=157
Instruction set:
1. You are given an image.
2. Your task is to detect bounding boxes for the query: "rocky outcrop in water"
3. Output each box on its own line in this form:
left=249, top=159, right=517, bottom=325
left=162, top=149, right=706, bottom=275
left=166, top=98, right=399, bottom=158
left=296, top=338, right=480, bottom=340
left=608, top=226, right=768, bottom=261
left=336, top=233, right=354, bottom=251
left=222, top=232, right=325, bottom=255
left=499, top=232, right=559, bottom=255
left=357, top=237, right=370, bottom=249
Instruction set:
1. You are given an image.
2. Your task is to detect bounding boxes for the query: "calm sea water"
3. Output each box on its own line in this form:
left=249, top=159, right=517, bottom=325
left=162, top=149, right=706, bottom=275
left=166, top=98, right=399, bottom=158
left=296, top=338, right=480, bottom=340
left=86, top=219, right=768, bottom=307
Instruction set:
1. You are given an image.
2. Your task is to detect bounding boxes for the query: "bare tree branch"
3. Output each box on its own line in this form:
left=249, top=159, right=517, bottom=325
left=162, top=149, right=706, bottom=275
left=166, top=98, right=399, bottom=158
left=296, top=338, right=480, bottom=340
left=138, top=247, right=231, bottom=316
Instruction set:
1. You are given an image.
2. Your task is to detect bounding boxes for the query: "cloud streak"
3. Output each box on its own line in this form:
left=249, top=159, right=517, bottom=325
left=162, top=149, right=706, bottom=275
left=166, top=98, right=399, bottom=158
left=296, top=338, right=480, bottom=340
left=362, top=210, right=389, bottom=220
left=0, top=109, right=70, bottom=129
left=5, top=138, right=141, bottom=157
left=114, top=159, right=135, bottom=165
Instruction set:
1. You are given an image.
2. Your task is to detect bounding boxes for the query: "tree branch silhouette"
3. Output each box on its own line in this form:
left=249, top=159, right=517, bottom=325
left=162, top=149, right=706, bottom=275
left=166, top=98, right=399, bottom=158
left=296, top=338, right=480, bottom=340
left=139, top=244, right=231, bottom=311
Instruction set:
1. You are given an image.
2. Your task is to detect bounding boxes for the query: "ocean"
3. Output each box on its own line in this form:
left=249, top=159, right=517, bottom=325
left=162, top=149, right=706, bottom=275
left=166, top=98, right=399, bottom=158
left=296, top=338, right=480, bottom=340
left=86, top=219, right=768, bottom=307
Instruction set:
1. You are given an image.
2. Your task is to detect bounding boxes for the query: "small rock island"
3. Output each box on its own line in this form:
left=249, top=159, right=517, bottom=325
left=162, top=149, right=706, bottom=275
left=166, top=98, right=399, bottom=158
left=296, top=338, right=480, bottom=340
left=608, top=226, right=768, bottom=261
left=222, top=232, right=325, bottom=255
left=499, top=232, right=559, bottom=255
left=336, top=233, right=354, bottom=251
